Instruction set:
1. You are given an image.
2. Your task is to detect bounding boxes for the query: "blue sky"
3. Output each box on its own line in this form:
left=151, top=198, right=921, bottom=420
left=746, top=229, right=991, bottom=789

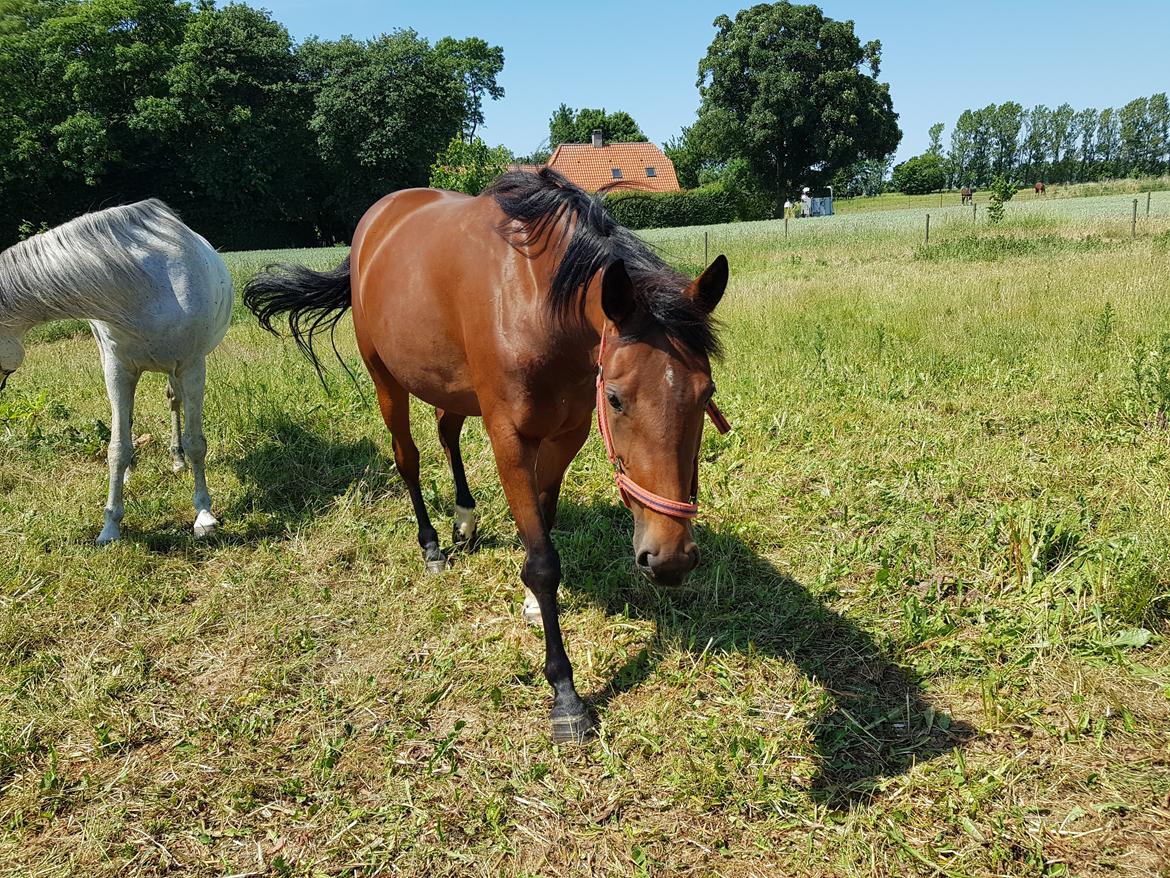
left=262, top=1, right=1169, bottom=163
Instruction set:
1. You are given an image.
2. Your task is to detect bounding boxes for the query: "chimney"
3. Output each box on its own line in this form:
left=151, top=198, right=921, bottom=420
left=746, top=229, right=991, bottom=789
left=591, top=129, right=603, bottom=148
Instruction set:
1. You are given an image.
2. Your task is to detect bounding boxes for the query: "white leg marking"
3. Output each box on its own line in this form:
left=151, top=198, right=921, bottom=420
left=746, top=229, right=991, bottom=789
left=454, top=504, right=478, bottom=543
left=523, top=587, right=543, bottom=626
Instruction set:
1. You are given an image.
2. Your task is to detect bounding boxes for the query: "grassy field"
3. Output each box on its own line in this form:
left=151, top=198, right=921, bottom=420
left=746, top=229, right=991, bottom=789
left=2, top=192, right=1169, bottom=877
left=833, top=175, right=1170, bottom=215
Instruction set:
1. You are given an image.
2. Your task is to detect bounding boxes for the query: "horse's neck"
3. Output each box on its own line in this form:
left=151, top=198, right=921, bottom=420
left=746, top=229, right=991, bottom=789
left=2, top=283, right=127, bottom=330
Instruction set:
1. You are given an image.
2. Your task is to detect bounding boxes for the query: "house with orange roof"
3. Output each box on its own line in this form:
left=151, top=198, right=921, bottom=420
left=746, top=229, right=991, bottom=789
left=509, top=131, right=681, bottom=193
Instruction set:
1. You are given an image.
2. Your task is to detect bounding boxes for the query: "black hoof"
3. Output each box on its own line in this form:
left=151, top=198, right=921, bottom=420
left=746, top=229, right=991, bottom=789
left=550, top=711, right=595, bottom=744
left=423, top=544, right=447, bottom=574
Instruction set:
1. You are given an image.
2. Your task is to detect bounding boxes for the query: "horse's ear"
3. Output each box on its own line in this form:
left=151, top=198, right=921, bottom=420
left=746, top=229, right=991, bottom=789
left=601, top=259, right=636, bottom=326
left=687, top=255, right=728, bottom=313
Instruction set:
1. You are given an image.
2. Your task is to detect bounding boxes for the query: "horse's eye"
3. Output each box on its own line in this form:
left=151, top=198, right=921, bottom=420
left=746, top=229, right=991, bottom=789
left=606, top=390, right=623, bottom=412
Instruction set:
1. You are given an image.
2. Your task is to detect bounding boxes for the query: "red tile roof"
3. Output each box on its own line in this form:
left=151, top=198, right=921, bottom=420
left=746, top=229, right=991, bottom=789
left=546, top=142, right=681, bottom=193
left=506, top=163, right=544, bottom=175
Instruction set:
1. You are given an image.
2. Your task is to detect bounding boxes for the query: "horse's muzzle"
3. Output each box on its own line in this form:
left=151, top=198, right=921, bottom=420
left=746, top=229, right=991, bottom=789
left=635, top=543, right=700, bottom=586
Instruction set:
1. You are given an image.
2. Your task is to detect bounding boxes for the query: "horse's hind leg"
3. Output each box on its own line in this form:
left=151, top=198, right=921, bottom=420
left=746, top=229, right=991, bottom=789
left=370, top=366, right=444, bottom=573
left=435, top=408, right=477, bottom=549
left=97, top=356, right=141, bottom=544
left=167, top=376, right=186, bottom=473
left=178, top=359, right=218, bottom=538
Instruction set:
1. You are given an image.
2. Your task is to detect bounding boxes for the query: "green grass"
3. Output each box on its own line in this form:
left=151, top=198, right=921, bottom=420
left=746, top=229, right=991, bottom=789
left=1, top=194, right=1169, bottom=876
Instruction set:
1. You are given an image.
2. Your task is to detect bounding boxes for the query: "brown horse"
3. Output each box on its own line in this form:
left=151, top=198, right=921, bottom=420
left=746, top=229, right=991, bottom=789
left=960, top=186, right=973, bottom=205
left=245, top=170, right=729, bottom=742
left=1034, top=181, right=1046, bottom=196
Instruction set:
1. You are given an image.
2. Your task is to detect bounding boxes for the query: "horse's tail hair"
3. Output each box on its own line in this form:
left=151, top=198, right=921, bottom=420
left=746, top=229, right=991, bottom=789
left=243, top=257, right=353, bottom=383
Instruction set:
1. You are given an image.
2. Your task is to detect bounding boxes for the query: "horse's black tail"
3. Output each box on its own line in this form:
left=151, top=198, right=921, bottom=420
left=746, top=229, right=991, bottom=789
left=243, top=256, right=352, bottom=381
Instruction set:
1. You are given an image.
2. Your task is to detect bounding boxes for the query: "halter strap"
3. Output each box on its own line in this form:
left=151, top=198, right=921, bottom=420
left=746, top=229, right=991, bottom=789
left=595, top=327, right=730, bottom=520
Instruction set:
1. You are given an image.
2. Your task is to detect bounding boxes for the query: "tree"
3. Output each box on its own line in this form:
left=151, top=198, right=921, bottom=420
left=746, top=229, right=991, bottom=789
left=948, top=110, right=977, bottom=187
left=301, top=30, right=465, bottom=239
left=1048, top=102, right=1076, bottom=180
left=663, top=125, right=713, bottom=189
left=1072, top=108, right=1097, bottom=182
left=831, top=153, right=893, bottom=197
left=548, top=104, right=647, bottom=146
left=1095, top=107, right=1120, bottom=178
left=1149, top=93, right=1169, bottom=174
left=694, top=2, right=900, bottom=214
left=428, top=135, right=511, bottom=194
left=1118, top=96, right=1151, bottom=175
left=435, top=36, right=504, bottom=142
left=989, top=102, right=1024, bottom=179
left=1020, top=105, right=1051, bottom=184
left=927, top=123, right=944, bottom=156
left=891, top=153, right=944, bottom=194
left=140, top=2, right=314, bottom=246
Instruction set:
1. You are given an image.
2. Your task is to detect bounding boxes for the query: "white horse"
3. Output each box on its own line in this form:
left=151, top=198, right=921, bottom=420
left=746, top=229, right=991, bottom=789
left=0, top=200, right=232, bottom=543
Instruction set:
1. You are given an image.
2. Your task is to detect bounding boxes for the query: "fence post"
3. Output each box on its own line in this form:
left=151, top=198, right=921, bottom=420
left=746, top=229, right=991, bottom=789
left=785, top=217, right=788, bottom=239
left=925, top=213, right=930, bottom=244
left=1133, top=199, right=1138, bottom=237
left=704, top=230, right=709, bottom=265
left=1148, top=191, right=1152, bottom=217
left=972, top=203, right=977, bottom=224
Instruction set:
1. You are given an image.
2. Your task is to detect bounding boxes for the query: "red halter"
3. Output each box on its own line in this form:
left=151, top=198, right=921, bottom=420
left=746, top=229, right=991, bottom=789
left=595, top=327, right=731, bottom=520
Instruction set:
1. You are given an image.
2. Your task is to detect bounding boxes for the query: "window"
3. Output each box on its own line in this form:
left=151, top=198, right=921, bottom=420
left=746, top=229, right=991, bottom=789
left=611, top=168, right=623, bottom=179
left=645, top=167, right=657, bottom=177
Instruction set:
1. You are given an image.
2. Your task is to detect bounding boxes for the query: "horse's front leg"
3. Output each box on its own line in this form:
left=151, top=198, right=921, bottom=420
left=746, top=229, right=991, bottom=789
left=486, top=417, right=594, bottom=743
left=97, top=356, right=141, bottom=544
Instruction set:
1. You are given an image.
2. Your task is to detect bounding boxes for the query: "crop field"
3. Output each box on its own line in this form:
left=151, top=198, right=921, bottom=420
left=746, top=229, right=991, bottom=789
left=2, top=193, right=1170, bottom=876
left=833, top=177, right=1170, bottom=215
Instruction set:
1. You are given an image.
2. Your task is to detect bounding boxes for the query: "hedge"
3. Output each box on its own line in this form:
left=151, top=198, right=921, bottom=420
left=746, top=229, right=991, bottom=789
left=606, top=185, right=736, bottom=230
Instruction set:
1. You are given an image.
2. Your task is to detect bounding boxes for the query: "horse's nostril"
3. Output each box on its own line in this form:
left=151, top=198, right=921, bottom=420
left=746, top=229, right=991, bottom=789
left=636, top=549, right=653, bottom=569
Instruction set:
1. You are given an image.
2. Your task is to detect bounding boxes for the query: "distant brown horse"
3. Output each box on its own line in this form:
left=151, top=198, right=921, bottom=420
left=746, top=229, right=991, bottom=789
left=1034, top=181, right=1046, bottom=196
left=960, top=186, right=973, bottom=205
left=245, top=169, right=729, bottom=742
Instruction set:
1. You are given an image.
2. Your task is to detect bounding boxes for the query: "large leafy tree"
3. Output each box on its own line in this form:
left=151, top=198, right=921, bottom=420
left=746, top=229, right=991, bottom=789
left=435, top=36, right=504, bottom=142
left=548, top=105, right=647, bottom=147
left=891, top=153, right=944, bottom=194
left=138, top=2, right=314, bottom=246
left=694, top=2, right=900, bottom=214
left=300, top=29, right=465, bottom=240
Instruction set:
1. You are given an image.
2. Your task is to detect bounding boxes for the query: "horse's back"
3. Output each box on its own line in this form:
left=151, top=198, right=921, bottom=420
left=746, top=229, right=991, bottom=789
left=349, top=187, right=533, bottom=416
left=97, top=208, right=233, bottom=372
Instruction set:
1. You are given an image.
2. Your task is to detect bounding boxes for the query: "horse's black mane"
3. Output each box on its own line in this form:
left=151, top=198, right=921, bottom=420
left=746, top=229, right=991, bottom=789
left=484, top=168, right=721, bottom=359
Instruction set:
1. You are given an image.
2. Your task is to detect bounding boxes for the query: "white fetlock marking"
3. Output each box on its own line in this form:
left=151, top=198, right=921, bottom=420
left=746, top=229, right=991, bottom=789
left=172, top=458, right=186, bottom=474
left=454, top=505, right=478, bottom=541
left=523, top=587, right=543, bottom=626
left=193, top=510, right=219, bottom=538
left=122, top=469, right=133, bottom=486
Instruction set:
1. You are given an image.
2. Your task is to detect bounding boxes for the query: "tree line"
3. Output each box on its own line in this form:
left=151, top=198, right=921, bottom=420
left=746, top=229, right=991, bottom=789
left=0, top=0, right=504, bottom=249
left=889, top=95, right=1170, bottom=195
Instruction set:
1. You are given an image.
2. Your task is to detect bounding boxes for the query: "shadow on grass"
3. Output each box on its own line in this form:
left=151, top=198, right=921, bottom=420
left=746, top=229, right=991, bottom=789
left=215, top=419, right=973, bottom=805
left=228, top=419, right=393, bottom=532
left=553, top=500, right=975, bottom=808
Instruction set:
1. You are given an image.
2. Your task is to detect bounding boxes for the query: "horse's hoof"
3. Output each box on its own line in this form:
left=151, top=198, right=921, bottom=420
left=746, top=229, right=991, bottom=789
left=423, top=545, right=447, bottom=574
left=172, top=459, right=186, bottom=474
left=95, top=531, right=119, bottom=546
left=550, top=711, right=595, bottom=744
left=452, top=505, right=478, bottom=547
left=193, top=511, right=219, bottom=538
